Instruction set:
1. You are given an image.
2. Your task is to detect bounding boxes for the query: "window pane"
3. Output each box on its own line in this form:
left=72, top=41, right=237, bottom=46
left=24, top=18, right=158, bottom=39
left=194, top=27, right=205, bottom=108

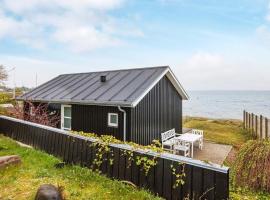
left=64, top=107, right=71, bottom=117
left=110, top=114, right=117, bottom=124
left=64, top=118, right=71, bottom=129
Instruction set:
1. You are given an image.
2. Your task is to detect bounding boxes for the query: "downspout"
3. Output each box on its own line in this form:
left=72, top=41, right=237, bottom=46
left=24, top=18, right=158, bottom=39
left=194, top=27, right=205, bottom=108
left=118, top=106, right=126, bottom=142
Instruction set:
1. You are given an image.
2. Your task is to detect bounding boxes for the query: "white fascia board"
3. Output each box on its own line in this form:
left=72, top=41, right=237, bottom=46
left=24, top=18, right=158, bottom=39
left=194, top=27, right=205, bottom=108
left=131, top=67, right=189, bottom=107
left=131, top=68, right=169, bottom=107
left=166, top=68, right=189, bottom=100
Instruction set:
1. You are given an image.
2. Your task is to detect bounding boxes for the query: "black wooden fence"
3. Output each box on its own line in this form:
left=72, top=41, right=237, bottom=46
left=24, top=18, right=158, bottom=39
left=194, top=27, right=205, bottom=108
left=0, top=116, right=229, bottom=200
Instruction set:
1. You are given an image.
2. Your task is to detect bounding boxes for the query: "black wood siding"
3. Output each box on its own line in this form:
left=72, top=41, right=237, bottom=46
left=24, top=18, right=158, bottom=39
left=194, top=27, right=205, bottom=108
left=72, top=104, right=130, bottom=140
left=129, top=76, right=182, bottom=145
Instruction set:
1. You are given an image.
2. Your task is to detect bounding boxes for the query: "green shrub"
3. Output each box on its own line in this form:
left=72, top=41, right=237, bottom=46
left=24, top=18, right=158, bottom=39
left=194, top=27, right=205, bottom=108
left=233, top=139, right=270, bottom=192
left=0, top=92, right=13, bottom=104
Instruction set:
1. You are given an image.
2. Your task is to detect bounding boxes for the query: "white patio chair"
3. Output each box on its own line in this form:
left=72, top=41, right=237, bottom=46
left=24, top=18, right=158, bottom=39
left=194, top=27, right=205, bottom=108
left=173, top=140, right=190, bottom=157
left=161, top=129, right=176, bottom=151
left=192, top=129, right=203, bottom=150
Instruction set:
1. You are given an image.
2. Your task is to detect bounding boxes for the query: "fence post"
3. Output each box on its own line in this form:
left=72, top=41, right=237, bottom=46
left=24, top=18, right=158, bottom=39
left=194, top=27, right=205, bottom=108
left=255, top=115, right=258, bottom=138
left=260, top=115, right=263, bottom=139
left=243, top=110, right=246, bottom=128
left=266, top=118, right=269, bottom=138
left=251, top=113, right=254, bottom=136
left=248, top=113, right=251, bottom=130
left=246, top=111, right=249, bottom=129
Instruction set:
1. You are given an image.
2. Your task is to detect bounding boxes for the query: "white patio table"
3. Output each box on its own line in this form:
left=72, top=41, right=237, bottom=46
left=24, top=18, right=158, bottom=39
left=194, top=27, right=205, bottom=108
left=175, top=133, right=203, bottom=158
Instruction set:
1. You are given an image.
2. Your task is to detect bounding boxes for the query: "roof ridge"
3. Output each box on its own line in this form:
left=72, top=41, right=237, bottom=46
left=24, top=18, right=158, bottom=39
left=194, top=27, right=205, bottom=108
left=60, top=65, right=169, bottom=76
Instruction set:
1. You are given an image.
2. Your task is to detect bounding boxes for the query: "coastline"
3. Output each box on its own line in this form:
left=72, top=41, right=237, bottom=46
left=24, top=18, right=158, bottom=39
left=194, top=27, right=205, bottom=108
left=183, top=115, right=243, bottom=122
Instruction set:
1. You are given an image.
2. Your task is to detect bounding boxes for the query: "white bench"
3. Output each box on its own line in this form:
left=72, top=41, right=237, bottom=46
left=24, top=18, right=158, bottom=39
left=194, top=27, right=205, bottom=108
left=161, top=129, right=176, bottom=151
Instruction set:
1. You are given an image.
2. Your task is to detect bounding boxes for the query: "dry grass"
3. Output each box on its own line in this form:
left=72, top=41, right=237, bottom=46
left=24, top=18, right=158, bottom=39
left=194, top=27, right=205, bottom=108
left=233, top=140, right=270, bottom=192
left=183, top=116, right=251, bottom=148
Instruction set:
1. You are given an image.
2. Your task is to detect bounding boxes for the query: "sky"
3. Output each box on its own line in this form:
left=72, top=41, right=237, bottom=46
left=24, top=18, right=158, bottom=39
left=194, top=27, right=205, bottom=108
left=0, top=0, right=270, bottom=90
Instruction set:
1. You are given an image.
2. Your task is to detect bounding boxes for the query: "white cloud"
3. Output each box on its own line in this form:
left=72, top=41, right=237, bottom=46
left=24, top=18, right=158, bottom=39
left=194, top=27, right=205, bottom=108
left=256, top=2, right=270, bottom=44
left=184, top=52, right=223, bottom=71
left=1, top=56, right=68, bottom=87
left=2, top=0, right=124, bottom=13
left=0, top=0, right=142, bottom=52
left=173, top=52, right=270, bottom=90
left=176, top=52, right=229, bottom=82
left=266, top=1, right=270, bottom=21
left=256, top=25, right=270, bottom=40
left=53, top=26, right=121, bottom=52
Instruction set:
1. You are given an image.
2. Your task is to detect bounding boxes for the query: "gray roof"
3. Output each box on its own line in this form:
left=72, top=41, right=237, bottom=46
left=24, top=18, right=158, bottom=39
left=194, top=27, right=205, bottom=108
left=17, top=66, right=188, bottom=107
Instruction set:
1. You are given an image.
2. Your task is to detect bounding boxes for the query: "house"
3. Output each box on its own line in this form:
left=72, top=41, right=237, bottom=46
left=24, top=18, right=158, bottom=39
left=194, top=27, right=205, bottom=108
left=17, top=66, right=189, bottom=145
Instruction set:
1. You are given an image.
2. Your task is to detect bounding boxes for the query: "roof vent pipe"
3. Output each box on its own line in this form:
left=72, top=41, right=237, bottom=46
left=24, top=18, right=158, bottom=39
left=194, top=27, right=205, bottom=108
left=100, top=75, right=106, bottom=82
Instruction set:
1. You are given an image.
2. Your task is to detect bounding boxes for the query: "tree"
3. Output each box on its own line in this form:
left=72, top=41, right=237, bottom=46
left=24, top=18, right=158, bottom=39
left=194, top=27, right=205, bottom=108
left=0, top=65, right=8, bottom=85
left=7, top=101, right=60, bottom=128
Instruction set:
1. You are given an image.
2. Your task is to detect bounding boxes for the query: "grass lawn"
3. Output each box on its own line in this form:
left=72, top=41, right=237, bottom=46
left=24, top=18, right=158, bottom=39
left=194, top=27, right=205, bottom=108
left=183, top=116, right=251, bottom=148
left=0, top=135, right=161, bottom=200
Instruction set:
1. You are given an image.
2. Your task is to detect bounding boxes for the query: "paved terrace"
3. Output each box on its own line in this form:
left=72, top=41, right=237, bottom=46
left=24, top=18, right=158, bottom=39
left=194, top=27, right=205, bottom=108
left=193, top=141, right=232, bottom=165
left=182, top=128, right=232, bottom=165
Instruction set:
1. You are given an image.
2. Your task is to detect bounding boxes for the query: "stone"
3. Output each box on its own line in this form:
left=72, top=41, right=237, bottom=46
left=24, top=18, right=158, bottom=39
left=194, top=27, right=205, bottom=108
left=0, top=155, right=21, bottom=168
left=35, top=184, right=63, bottom=200
left=16, top=141, right=33, bottom=148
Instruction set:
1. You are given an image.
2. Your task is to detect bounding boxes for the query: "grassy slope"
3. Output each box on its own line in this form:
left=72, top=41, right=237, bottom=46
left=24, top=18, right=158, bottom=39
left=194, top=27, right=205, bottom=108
left=183, top=117, right=251, bottom=148
left=184, top=117, right=270, bottom=200
left=0, top=135, right=161, bottom=200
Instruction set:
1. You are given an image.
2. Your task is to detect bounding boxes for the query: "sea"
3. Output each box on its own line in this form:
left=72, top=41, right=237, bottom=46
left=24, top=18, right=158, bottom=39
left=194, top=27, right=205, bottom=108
left=183, top=91, right=270, bottom=120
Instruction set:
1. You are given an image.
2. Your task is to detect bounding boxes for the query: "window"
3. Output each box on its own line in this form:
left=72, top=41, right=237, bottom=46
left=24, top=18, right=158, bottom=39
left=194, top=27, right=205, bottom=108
left=30, top=106, right=35, bottom=116
left=108, top=113, right=118, bottom=127
left=61, top=105, right=72, bottom=130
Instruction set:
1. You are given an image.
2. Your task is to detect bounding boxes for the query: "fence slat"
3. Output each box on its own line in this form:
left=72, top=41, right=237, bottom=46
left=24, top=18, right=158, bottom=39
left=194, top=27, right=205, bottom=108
left=255, top=115, right=258, bottom=137
left=86, top=140, right=93, bottom=168
left=81, top=139, right=88, bottom=167
left=112, top=147, right=120, bottom=179
left=182, top=164, right=192, bottom=199
left=248, top=113, right=251, bottom=130
left=171, top=162, right=183, bottom=200
left=203, top=169, right=215, bottom=200
left=243, top=110, right=246, bottom=128
left=163, top=159, right=173, bottom=200
left=266, top=118, right=269, bottom=138
left=260, top=115, right=263, bottom=139
left=192, top=166, right=203, bottom=200
left=215, top=172, right=229, bottom=200
left=154, top=157, right=164, bottom=197
left=119, top=151, right=126, bottom=180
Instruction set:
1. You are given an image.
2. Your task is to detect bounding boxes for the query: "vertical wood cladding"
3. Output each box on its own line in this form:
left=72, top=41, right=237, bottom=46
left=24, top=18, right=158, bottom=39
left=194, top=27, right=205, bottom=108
left=130, top=76, right=182, bottom=145
left=72, top=104, right=130, bottom=141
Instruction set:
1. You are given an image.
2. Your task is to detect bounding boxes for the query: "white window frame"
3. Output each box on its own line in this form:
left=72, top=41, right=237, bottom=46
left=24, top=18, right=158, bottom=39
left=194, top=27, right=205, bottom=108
left=108, top=113, right=118, bottom=128
left=30, top=106, right=35, bottom=116
left=61, top=105, right=72, bottom=130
